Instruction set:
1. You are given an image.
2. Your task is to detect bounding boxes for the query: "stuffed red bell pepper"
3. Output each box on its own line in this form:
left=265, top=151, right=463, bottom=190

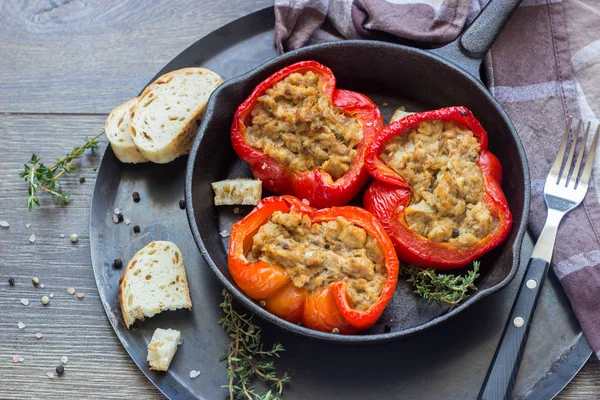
left=364, top=106, right=512, bottom=269
left=231, top=61, right=383, bottom=208
left=228, top=195, right=399, bottom=334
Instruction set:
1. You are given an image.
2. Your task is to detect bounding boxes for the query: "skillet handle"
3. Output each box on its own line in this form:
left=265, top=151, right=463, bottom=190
left=430, top=0, right=524, bottom=80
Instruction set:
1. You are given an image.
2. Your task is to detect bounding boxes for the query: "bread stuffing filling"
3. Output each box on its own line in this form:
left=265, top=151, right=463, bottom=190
left=247, top=210, right=386, bottom=311
left=245, top=71, right=363, bottom=180
left=380, top=120, right=498, bottom=249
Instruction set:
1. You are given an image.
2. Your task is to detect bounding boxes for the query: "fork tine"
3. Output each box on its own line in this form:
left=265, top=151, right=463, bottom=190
left=560, top=119, right=581, bottom=186
left=552, top=117, right=573, bottom=182
left=578, top=123, right=600, bottom=189
left=570, top=121, right=591, bottom=187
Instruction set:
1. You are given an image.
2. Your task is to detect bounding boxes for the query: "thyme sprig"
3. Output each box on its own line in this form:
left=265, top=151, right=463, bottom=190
left=20, top=133, right=102, bottom=211
left=404, top=261, right=480, bottom=310
left=218, top=289, right=290, bottom=400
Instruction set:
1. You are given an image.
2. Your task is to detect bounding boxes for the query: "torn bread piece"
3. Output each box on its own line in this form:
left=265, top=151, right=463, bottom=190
left=105, top=98, right=148, bottom=163
left=390, top=108, right=416, bottom=124
left=130, top=68, right=223, bottom=163
left=212, top=179, right=262, bottom=205
left=147, top=328, right=180, bottom=371
left=119, top=241, right=192, bottom=328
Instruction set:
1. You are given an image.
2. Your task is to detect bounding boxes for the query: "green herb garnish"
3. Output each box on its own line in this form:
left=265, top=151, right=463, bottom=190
left=20, top=134, right=102, bottom=211
left=404, top=261, right=480, bottom=310
left=218, top=289, right=290, bottom=400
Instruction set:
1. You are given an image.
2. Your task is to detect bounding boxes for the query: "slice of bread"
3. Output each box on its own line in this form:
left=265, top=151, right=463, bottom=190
left=119, top=241, right=192, bottom=329
left=147, top=328, right=180, bottom=371
left=105, top=98, right=148, bottom=163
left=212, top=179, right=262, bottom=205
left=130, top=68, right=223, bottom=164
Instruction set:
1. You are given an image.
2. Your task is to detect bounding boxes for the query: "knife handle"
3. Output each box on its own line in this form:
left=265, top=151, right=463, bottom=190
left=477, top=257, right=551, bottom=400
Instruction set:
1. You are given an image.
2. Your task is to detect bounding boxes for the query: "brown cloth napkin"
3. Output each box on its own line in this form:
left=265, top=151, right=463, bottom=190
left=275, top=0, right=600, bottom=359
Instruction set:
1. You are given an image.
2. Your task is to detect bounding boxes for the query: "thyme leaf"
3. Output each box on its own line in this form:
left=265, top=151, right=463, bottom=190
left=218, top=289, right=290, bottom=400
left=20, top=133, right=102, bottom=211
left=404, top=261, right=480, bottom=310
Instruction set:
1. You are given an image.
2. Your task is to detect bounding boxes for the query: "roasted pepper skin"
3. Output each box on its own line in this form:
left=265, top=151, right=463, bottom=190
left=231, top=61, right=383, bottom=208
left=228, top=195, right=399, bottom=334
left=363, top=106, right=513, bottom=270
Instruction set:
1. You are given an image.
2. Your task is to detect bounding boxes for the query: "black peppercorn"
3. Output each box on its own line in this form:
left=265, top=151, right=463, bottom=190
left=384, top=324, right=392, bottom=333
left=324, top=243, right=330, bottom=249
left=79, top=176, right=86, bottom=184
left=133, top=225, right=140, bottom=234
left=115, top=213, right=124, bottom=223
left=113, top=259, right=123, bottom=269
left=8, top=277, right=15, bottom=286
left=179, top=200, right=186, bottom=209
left=56, top=365, right=64, bottom=375
left=452, top=229, right=460, bottom=238
left=132, top=192, right=140, bottom=203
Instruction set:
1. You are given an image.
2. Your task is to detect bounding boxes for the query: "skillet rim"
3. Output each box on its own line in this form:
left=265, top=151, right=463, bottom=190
left=185, top=39, right=531, bottom=343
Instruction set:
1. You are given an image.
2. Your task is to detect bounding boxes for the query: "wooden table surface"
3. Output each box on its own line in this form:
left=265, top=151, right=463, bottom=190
left=0, top=1, right=598, bottom=399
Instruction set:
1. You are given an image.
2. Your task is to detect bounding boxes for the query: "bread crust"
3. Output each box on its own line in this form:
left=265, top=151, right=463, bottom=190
left=105, top=97, right=148, bottom=163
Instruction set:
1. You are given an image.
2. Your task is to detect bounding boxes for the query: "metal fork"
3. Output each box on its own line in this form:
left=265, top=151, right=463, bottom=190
left=478, top=118, right=600, bottom=400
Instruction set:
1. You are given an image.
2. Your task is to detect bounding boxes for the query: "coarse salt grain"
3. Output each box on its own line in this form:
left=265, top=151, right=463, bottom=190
left=18, top=322, right=25, bottom=329
left=40, top=283, right=45, bottom=289
left=12, top=355, right=20, bottom=363
left=46, top=372, right=54, bottom=379
left=60, top=234, right=65, bottom=238
left=67, top=288, right=75, bottom=295
left=190, top=370, right=201, bottom=379
left=35, top=332, right=43, bottom=339
left=114, top=208, right=120, bottom=215
left=0, top=220, right=9, bottom=228
left=219, top=230, right=230, bottom=238
left=50, top=293, right=54, bottom=298
left=76, top=292, right=85, bottom=299
left=70, top=234, right=78, bottom=243
left=21, top=298, right=29, bottom=306
left=302, top=198, right=310, bottom=205
left=233, top=207, right=240, bottom=214
left=25, top=223, right=31, bottom=229
left=28, top=234, right=36, bottom=243
left=61, top=356, right=68, bottom=364
left=19, top=357, right=24, bottom=363
left=124, top=218, right=131, bottom=225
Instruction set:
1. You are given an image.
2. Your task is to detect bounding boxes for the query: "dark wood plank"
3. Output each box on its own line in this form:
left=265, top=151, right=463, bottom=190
left=0, top=0, right=272, bottom=114
left=558, top=357, right=600, bottom=399
left=0, top=114, right=163, bottom=399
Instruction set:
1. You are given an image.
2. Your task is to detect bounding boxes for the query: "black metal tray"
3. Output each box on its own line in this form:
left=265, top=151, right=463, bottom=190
left=90, top=7, right=591, bottom=399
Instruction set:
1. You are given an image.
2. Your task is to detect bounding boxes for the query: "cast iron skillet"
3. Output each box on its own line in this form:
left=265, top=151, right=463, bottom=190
left=185, top=0, right=530, bottom=343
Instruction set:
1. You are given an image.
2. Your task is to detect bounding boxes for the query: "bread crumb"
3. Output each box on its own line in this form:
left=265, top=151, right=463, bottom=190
left=190, top=370, right=201, bottom=379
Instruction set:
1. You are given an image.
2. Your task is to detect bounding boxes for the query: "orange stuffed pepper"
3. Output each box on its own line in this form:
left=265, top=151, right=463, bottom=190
left=228, top=196, right=399, bottom=334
